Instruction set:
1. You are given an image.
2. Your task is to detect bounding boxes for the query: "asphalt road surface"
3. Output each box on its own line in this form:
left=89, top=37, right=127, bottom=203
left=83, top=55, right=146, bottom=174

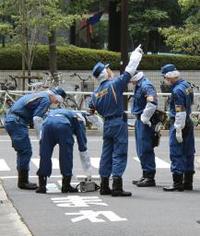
left=1, top=132, right=200, bottom=236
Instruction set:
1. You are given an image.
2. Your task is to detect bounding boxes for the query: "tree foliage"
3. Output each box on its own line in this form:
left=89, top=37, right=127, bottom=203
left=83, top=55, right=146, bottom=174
left=128, top=0, right=181, bottom=52
left=0, top=0, right=95, bottom=72
left=160, top=0, right=200, bottom=55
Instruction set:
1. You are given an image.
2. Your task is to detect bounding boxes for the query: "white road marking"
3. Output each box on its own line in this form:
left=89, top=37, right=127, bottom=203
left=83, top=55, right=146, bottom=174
left=65, top=210, right=127, bottom=223
left=0, top=159, right=11, bottom=171
left=133, top=156, right=170, bottom=169
left=31, top=158, right=59, bottom=169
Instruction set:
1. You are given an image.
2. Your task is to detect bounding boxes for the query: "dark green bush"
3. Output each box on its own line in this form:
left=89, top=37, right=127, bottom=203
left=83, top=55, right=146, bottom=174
left=0, top=45, right=199, bottom=70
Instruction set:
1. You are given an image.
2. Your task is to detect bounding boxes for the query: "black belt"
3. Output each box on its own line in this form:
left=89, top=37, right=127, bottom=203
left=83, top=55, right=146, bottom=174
left=9, top=112, right=25, bottom=120
left=104, top=114, right=122, bottom=121
left=135, top=114, right=141, bottom=119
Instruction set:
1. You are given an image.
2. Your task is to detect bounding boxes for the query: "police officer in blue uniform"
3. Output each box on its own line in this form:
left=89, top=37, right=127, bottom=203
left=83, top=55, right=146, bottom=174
left=4, top=87, right=66, bottom=190
left=89, top=45, right=143, bottom=197
left=131, top=71, right=158, bottom=187
left=161, top=64, right=195, bottom=191
left=36, top=109, right=91, bottom=194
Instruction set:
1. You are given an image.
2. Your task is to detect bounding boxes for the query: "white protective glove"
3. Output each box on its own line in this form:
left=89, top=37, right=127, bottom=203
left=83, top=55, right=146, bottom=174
left=33, top=116, right=43, bottom=139
left=140, top=102, right=157, bottom=127
left=176, top=129, right=183, bottom=143
left=125, top=44, right=143, bottom=76
left=141, top=114, right=152, bottom=127
left=79, top=150, right=92, bottom=173
left=174, top=111, right=186, bottom=143
left=174, top=111, right=186, bottom=130
left=86, top=114, right=104, bottom=132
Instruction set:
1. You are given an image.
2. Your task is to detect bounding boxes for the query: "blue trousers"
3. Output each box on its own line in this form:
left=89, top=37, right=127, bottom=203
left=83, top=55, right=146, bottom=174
left=37, top=118, right=74, bottom=177
left=5, top=115, right=32, bottom=171
left=135, top=119, right=156, bottom=172
left=169, top=121, right=195, bottom=174
left=99, top=118, right=128, bottom=177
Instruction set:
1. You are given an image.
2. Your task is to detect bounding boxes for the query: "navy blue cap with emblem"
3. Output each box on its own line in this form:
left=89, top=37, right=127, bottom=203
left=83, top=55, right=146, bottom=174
left=92, top=62, right=109, bottom=78
left=161, top=64, right=177, bottom=76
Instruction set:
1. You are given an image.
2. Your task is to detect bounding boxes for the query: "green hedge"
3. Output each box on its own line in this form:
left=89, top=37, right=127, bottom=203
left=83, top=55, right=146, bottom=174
left=0, top=45, right=200, bottom=70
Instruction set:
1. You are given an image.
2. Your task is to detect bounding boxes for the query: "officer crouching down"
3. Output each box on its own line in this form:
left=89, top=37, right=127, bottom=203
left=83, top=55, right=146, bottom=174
left=4, top=87, right=66, bottom=190
left=161, top=64, right=195, bottom=192
left=89, top=45, right=143, bottom=197
left=131, top=71, right=158, bottom=187
left=36, top=109, right=91, bottom=194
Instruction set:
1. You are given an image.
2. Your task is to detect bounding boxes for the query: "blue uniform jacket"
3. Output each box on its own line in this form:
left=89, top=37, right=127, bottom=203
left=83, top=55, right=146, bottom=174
left=169, top=79, right=193, bottom=119
left=89, top=72, right=131, bottom=118
left=9, top=92, right=50, bottom=124
left=131, top=76, right=157, bottom=114
left=46, top=109, right=87, bottom=152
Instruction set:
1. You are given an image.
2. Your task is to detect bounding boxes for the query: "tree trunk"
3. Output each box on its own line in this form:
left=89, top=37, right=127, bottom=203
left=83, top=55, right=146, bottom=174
left=70, top=23, right=76, bottom=45
left=108, top=0, right=121, bottom=52
left=48, top=30, right=57, bottom=76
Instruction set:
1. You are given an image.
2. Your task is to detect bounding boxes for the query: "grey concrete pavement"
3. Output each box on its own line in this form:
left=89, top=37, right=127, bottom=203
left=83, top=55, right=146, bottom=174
left=0, top=180, right=32, bottom=236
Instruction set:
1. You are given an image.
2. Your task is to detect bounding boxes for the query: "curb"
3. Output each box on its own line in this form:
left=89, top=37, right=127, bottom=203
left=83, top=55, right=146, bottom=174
left=0, top=180, right=32, bottom=236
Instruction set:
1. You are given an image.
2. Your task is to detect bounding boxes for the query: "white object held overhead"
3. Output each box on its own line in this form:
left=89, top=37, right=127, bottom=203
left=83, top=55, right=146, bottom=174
left=125, top=44, right=143, bottom=76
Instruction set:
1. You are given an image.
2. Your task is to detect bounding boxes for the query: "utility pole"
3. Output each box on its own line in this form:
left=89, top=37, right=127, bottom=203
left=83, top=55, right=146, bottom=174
left=108, top=0, right=121, bottom=52
left=120, top=0, right=128, bottom=74
left=120, top=0, right=128, bottom=109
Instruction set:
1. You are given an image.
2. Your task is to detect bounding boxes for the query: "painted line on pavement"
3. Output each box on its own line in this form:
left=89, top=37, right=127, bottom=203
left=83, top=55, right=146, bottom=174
left=0, top=159, right=11, bottom=171
left=133, top=156, right=170, bottom=169
left=31, top=158, right=59, bottom=169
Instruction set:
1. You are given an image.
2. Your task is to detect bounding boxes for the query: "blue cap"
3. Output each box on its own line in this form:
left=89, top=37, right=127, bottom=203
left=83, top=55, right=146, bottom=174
left=50, top=87, right=66, bottom=99
left=92, top=62, right=109, bottom=78
left=161, top=64, right=177, bottom=76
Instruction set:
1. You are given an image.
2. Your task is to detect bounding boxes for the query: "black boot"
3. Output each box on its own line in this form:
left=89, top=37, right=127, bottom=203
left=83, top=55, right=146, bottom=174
left=163, top=173, right=184, bottom=192
left=184, top=171, right=194, bottom=190
left=61, top=176, right=78, bottom=193
left=100, top=177, right=111, bottom=195
left=112, top=176, right=132, bottom=197
left=36, top=176, right=47, bottom=194
left=136, top=171, right=156, bottom=187
left=132, top=171, right=145, bottom=185
left=18, top=170, right=37, bottom=190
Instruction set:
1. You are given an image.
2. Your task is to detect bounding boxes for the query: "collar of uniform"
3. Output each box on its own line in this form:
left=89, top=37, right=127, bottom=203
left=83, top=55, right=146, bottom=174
left=136, top=76, right=145, bottom=87
left=171, top=78, right=183, bottom=89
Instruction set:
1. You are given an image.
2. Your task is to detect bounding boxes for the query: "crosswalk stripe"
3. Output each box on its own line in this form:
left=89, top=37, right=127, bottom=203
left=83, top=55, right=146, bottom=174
left=31, top=158, right=60, bottom=169
left=133, top=156, right=170, bottom=169
left=0, top=156, right=170, bottom=173
left=0, top=159, right=11, bottom=171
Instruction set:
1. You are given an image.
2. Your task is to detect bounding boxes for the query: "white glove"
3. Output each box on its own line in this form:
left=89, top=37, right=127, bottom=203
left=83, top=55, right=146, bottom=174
left=176, top=129, right=183, bottom=143
left=33, top=116, right=43, bottom=140
left=86, top=114, right=104, bottom=132
left=174, top=111, right=186, bottom=130
left=125, top=44, right=143, bottom=76
left=79, top=151, right=91, bottom=172
left=141, top=114, right=151, bottom=127
left=140, top=102, right=157, bottom=127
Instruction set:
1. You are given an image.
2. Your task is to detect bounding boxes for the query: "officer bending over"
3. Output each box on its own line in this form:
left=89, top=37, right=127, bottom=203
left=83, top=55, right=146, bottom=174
left=36, top=109, right=91, bottom=194
left=89, top=45, right=143, bottom=197
left=161, top=64, right=195, bottom=191
left=5, top=87, right=66, bottom=190
left=131, top=71, right=158, bottom=187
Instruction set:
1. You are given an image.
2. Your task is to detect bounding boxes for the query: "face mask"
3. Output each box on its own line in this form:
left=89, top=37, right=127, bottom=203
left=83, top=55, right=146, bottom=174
left=163, top=79, right=171, bottom=86
left=50, top=103, right=59, bottom=109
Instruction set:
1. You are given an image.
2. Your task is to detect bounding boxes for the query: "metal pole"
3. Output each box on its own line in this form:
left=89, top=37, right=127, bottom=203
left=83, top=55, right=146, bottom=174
left=120, top=0, right=128, bottom=74
left=120, top=0, right=128, bottom=109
